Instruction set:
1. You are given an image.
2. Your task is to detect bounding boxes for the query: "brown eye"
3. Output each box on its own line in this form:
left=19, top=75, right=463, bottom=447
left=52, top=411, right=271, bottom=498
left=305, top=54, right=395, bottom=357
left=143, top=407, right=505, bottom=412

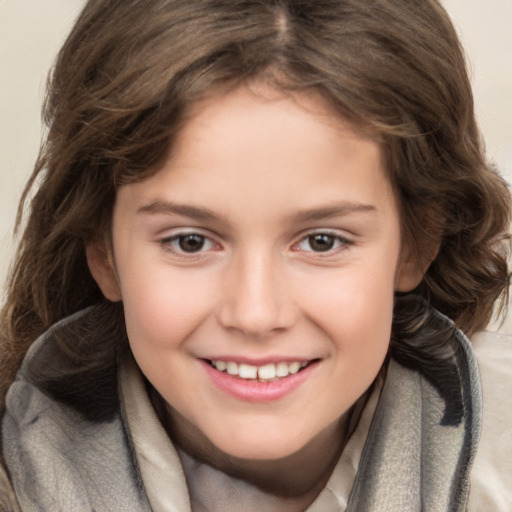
left=178, top=234, right=206, bottom=252
left=295, top=232, right=350, bottom=254
left=307, top=234, right=336, bottom=252
left=161, top=232, right=217, bottom=257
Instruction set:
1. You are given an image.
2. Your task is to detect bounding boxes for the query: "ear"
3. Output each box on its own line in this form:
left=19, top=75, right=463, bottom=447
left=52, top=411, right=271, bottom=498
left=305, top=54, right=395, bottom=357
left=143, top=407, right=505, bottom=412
left=395, top=240, right=439, bottom=292
left=85, top=240, right=122, bottom=302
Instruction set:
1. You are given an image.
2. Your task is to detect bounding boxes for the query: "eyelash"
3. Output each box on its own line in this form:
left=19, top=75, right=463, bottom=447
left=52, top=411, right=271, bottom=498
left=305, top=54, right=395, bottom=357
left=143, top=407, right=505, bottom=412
left=292, top=231, right=353, bottom=255
left=159, top=229, right=352, bottom=258
left=160, top=232, right=220, bottom=258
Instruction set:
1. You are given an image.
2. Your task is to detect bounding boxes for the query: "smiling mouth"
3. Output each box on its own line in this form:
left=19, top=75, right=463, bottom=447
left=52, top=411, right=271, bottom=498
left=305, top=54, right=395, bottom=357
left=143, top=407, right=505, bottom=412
left=205, top=359, right=317, bottom=382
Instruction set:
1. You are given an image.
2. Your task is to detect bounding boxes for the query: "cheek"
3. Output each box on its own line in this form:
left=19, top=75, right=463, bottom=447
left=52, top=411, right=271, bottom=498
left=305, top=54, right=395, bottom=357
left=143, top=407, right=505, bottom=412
left=301, top=256, right=397, bottom=360
left=119, top=266, right=219, bottom=352
left=318, top=268, right=395, bottom=408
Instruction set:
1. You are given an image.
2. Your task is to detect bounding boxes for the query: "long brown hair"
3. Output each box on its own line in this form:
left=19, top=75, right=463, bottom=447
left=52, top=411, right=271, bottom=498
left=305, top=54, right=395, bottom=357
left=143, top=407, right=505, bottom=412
left=1, top=0, right=510, bottom=407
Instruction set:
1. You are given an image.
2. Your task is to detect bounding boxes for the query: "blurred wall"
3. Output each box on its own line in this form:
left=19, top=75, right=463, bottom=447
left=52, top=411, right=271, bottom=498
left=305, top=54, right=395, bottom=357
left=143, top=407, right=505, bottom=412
left=0, top=0, right=85, bottom=289
left=1, top=0, right=511, bottom=330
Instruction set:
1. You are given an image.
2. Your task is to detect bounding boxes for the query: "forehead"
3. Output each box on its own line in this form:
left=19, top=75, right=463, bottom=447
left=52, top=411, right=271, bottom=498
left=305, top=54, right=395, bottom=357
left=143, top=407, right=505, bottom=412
left=115, top=83, right=397, bottom=226
left=179, top=81, right=378, bottom=156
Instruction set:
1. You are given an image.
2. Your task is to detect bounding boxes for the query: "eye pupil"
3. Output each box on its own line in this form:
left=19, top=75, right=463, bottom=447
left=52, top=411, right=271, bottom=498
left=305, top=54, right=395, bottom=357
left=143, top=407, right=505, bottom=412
left=309, top=234, right=335, bottom=252
left=178, top=234, right=205, bottom=252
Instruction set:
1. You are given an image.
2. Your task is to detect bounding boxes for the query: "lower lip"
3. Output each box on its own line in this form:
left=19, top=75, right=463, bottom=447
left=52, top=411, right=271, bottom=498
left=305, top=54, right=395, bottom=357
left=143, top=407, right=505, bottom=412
left=200, top=360, right=318, bottom=402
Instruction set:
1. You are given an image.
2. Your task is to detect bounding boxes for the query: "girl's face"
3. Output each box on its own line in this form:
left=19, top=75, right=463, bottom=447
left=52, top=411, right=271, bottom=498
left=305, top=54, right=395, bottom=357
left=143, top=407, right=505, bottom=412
left=89, top=84, right=421, bottom=461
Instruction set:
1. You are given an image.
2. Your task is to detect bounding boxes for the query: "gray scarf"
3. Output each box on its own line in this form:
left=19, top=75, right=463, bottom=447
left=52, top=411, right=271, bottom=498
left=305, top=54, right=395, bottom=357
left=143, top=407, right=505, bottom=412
left=2, top=305, right=481, bottom=511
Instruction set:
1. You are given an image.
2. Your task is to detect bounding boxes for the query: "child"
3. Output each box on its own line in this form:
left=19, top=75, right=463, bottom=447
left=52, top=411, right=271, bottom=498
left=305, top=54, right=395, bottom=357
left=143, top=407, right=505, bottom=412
left=1, top=0, right=511, bottom=510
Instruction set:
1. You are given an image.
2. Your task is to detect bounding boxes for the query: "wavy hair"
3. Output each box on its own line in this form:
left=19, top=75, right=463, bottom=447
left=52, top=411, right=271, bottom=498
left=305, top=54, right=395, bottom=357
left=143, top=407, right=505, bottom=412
left=1, top=0, right=510, bottom=410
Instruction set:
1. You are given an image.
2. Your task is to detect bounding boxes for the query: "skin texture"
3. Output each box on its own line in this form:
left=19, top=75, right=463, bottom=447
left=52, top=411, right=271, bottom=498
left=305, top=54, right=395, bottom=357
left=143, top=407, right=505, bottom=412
left=87, top=84, right=423, bottom=501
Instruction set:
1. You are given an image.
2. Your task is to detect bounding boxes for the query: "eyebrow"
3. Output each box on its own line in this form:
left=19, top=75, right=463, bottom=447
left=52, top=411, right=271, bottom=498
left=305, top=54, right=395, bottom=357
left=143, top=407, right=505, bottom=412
left=138, top=201, right=219, bottom=221
left=293, top=202, right=377, bottom=223
left=138, top=199, right=377, bottom=223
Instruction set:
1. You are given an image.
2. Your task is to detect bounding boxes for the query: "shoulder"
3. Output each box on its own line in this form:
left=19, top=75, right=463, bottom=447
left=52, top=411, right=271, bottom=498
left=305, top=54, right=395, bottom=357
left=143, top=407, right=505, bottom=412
left=3, top=375, right=128, bottom=506
left=1, top=305, right=150, bottom=510
left=468, top=330, right=512, bottom=511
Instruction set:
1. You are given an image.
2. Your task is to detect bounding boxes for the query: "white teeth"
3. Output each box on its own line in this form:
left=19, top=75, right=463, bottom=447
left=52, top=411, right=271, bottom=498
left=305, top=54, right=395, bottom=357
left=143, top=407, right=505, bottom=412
left=239, top=364, right=258, bottom=379
left=258, top=363, right=276, bottom=380
left=215, top=360, right=227, bottom=372
left=211, top=360, right=310, bottom=381
left=226, top=362, right=238, bottom=375
left=288, top=362, right=301, bottom=374
left=276, top=362, right=290, bottom=377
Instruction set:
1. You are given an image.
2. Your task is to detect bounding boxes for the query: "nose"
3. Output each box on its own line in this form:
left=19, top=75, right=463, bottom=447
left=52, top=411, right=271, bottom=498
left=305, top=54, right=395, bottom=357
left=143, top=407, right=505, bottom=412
left=216, top=250, right=297, bottom=338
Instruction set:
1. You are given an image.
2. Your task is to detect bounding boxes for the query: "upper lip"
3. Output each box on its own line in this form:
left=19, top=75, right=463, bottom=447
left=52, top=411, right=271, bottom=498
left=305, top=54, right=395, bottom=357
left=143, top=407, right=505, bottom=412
left=200, top=355, right=317, bottom=365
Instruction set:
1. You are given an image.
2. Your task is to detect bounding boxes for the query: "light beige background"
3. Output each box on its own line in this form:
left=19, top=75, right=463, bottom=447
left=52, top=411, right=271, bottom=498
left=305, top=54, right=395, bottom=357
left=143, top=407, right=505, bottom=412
left=1, top=0, right=511, bottom=332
